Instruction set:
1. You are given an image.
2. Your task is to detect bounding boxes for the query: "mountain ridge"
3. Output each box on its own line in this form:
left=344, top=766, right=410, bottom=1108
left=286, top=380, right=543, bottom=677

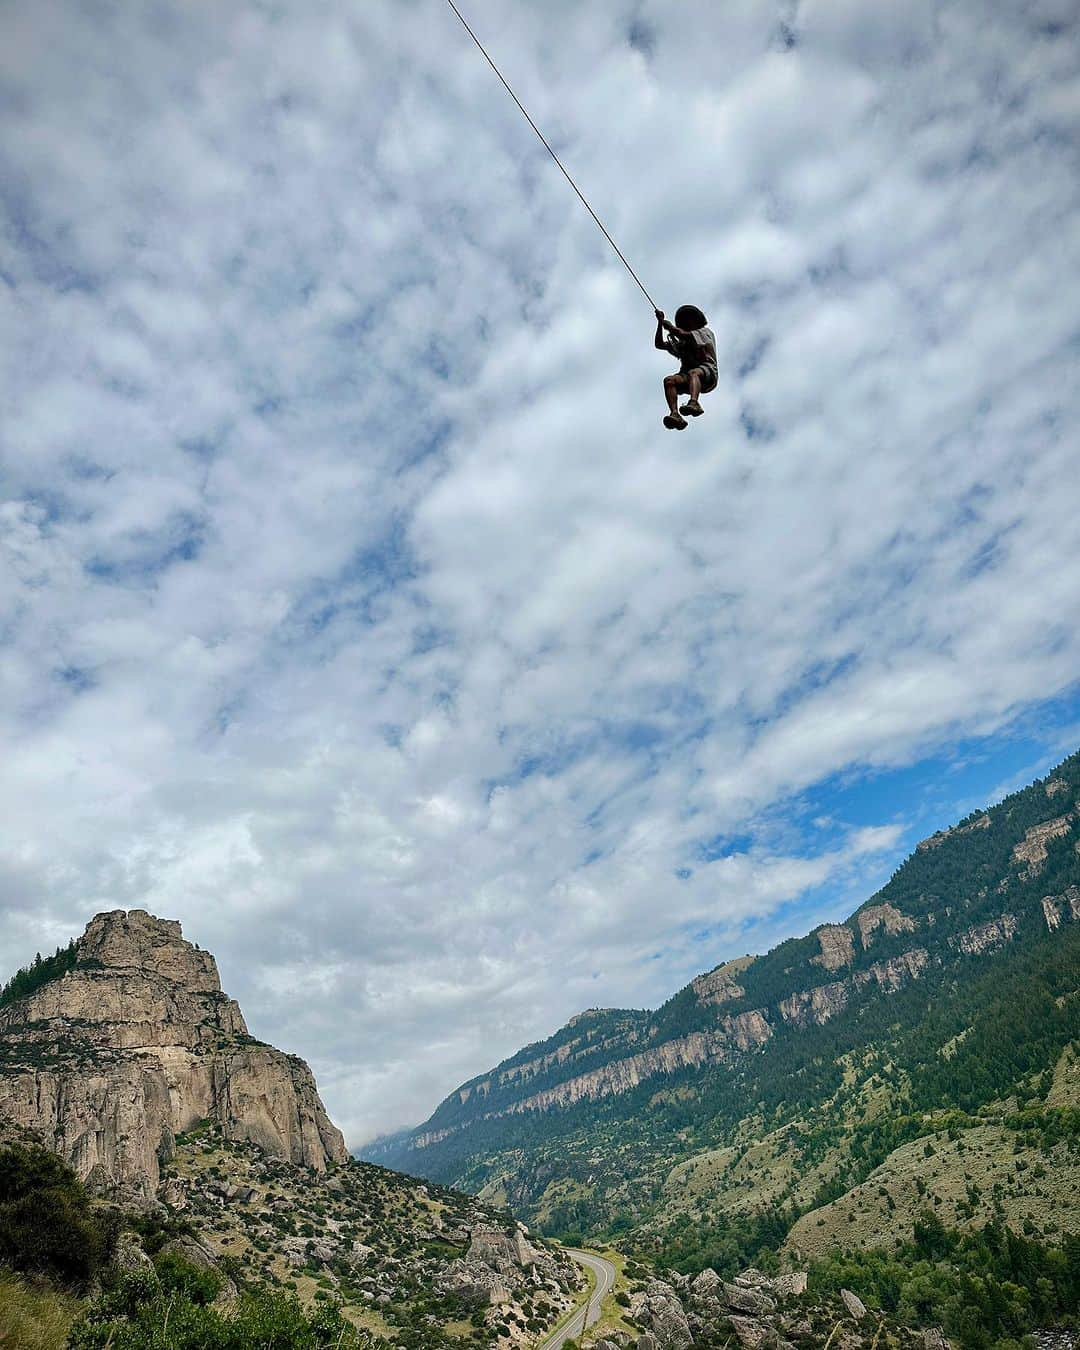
left=363, top=750, right=1080, bottom=1266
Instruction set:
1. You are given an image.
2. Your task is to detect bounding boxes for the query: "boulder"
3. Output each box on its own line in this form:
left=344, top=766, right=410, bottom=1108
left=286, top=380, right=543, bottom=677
left=772, top=1272, right=808, bottom=1298
left=734, top=1267, right=775, bottom=1289
left=629, top=1281, right=693, bottom=1350
left=723, top=1281, right=777, bottom=1316
left=841, top=1288, right=868, bottom=1322
left=436, top=1257, right=513, bottom=1306
left=728, top=1317, right=794, bottom=1349
left=730, top=1318, right=770, bottom=1349
left=112, top=1231, right=153, bottom=1275
left=466, top=1226, right=535, bottom=1274
left=691, top=1267, right=722, bottom=1299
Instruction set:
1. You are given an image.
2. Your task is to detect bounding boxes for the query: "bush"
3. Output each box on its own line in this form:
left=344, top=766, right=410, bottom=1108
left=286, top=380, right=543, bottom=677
left=68, top=1271, right=367, bottom=1348
left=809, top=1220, right=1080, bottom=1349
left=0, top=1144, right=118, bottom=1289
left=154, top=1249, right=222, bottom=1305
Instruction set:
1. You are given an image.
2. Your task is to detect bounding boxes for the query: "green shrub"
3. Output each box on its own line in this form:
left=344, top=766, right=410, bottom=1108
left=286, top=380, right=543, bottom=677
left=809, top=1220, right=1080, bottom=1349
left=153, top=1250, right=222, bottom=1305
left=0, top=1144, right=118, bottom=1289
left=68, top=1271, right=366, bottom=1348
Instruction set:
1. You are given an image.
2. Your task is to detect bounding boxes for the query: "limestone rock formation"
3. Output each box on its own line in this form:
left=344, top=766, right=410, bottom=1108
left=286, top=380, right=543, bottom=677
left=916, top=813, right=990, bottom=852
left=629, top=1279, right=694, bottom=1350
left=0, top=909, right=347, bottom=1198
left=1042, top=886, right=1080, bottom=932
left=435, top=1222, right=567, bottom=1314
left=692, top=955, right=754, bottom=1006
left=779, top=949, right=930, bottom=1028
left=498, top=1010, right=772, bottom=1116
left=856, top=903, right=916, bottom=949
left=948, top=913, right=1018, bottom=955
left=1012, top=815, right=1074, bottom=876
left=812, top=924, right=855, bottom=971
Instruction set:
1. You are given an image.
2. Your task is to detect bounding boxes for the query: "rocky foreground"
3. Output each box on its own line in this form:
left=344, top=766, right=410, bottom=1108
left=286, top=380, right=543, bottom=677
left=155, top=1120, right=580, bottom=1343
left=599, top=1266, right=951, bottom=1350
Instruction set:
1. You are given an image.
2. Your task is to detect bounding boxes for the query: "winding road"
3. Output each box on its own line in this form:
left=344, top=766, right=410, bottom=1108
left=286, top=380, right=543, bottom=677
left=536, top=1248, right=617, bottom=1349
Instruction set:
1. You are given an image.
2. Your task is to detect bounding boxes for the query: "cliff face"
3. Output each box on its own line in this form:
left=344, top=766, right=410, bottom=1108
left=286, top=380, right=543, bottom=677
left=0, top=909, right=347, bottom=1198
left=502, top=1011, right=773, bottom=1115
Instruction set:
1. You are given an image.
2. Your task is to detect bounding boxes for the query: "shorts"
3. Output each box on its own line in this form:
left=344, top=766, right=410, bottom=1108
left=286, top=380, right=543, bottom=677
left=683, top=365, right=718, bottom=394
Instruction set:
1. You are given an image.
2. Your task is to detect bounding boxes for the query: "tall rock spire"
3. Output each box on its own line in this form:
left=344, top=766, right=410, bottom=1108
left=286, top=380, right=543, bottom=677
left=0, top=909, right=347, bottom=1199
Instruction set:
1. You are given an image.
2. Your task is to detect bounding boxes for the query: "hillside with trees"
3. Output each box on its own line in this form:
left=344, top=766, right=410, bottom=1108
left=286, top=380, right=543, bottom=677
left=366, top=753, right=1080, bottom=1287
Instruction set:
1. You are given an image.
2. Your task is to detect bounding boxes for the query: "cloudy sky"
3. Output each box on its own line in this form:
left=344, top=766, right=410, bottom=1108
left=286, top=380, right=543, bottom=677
left=2, top=0, right=1079, bottom=1146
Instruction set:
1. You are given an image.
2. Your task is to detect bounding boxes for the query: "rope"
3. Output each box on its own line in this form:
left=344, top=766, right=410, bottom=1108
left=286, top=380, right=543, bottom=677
left=443, top=0, right=659, bottom=312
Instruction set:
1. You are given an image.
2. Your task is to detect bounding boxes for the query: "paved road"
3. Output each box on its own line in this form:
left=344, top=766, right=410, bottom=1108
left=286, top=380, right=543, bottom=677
left=536, top=1248, right=617, bottom=1349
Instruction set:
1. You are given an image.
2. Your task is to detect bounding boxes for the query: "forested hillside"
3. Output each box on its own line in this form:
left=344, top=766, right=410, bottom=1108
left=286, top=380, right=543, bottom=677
left=365, top=752, right=1080, bottom=1274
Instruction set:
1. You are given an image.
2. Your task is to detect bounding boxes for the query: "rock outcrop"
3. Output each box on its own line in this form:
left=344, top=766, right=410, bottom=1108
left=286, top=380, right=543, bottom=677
left=502, top=1011, right=772, bottom=1115
left=779, top=949, right=930, bottom=1028
left=1012, top=816, right=1073, bottom=877
left=948, top=914, right=1018, bottom=955
left=856, top=903, right=916, bottom=949
left=692, top=955, right=754, bottom=1006
left=435, top=1221, right=571, bottom=1318
left=1042, top=886, right=1080, bottom=932
left=812, top=924, right=856, bottom=971
left=0, top=909, right=347, bottom=1198
left=917, top=813, right=990, bottom=851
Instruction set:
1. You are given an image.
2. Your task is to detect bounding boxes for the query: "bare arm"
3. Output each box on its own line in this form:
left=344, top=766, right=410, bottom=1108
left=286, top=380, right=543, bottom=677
left=655, top=310, right=686, bottom=353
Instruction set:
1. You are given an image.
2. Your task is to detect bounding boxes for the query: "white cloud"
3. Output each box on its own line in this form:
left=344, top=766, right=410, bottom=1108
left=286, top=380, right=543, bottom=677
left=1, top=0, right=1078, bottom=1144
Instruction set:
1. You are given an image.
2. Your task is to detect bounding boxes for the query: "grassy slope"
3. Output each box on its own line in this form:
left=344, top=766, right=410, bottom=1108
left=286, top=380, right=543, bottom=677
left=786, top=1043, right=1080, bottom=1258
left=0, top=1271, right=79, bottom=1350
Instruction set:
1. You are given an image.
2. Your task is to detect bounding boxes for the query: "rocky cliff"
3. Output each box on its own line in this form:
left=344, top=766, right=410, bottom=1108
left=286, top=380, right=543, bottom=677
left=0, top=909, right=347, bottom=1198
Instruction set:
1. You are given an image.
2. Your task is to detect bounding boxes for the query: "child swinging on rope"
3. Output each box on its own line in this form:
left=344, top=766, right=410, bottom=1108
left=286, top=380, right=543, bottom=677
left=654, top=305, right=718, bottom=430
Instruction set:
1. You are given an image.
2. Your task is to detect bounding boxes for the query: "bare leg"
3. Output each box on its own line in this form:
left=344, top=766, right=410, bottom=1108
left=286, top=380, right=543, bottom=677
left=681, top=370, right=706, bottom=418
left=663, top=375, right=688, bottom=429
left=664, top=375, right=682, bottom=416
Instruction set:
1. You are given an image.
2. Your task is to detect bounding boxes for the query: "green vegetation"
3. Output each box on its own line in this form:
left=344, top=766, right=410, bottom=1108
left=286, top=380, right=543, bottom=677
left=0, top=1143, right=118, bottom=1289
left=0, top=941, right=78, bottom=1009
left=0, top=1270, right=78, bottom=1350
left=645, top=1208, right=791, bottom=1278
left=809, top=1216, right=1080, bottom=1349
left=68, top=1267, right=369, bottom=1349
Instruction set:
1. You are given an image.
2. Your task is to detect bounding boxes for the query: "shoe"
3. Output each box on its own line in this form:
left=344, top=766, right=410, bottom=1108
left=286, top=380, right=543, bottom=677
left=681, top=400, right=704, bottom=417
left=663, top=414, right=688, bottom=430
